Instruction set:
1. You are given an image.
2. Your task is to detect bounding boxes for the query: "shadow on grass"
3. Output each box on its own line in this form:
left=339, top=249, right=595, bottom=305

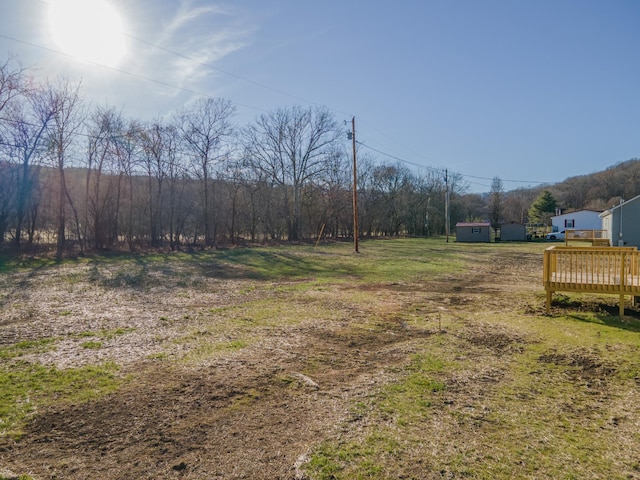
left=198, top=248, right=360, bottom=281
left=552, top=295, right=640, bottom=332
left=73, top=247, right=363, bottom=288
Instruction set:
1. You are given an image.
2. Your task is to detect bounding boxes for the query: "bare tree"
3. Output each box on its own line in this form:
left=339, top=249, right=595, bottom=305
left=0, top=57, right=26, bottom=244
left=84, top=107, right=124, bottom=249
left=3, top=81, right=58, bottom=249
left=370, top=163, right=412, bottom=236
left=177, top=98, right=235, bottom=246
left=140, top=120, right=192, bottom=249
left=0, top=56, right=24, bottom=116
left=140, top=121, right=168, bottom=246
left=111, top=118, right=141, bottom=251
left=46, top=79, right=84, bottom=259
left=165, top=124, right=193, bottom=250
left=488, top=176, right=503, bottom=239
left=311, top=147, right=351, bottom=239
left=0, top=162, right=17, bottom=243
left=503, top=187, right=537, bottom=224
left=243, top=106, right=341, bottom=241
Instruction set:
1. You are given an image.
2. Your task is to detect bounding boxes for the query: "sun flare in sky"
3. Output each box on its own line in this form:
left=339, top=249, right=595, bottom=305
left=48, top=0, right=126, bottom=67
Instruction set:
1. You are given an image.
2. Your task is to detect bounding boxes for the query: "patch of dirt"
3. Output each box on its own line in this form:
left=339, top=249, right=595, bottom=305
left=538, top=348, right=617, bottom=385
left=460, top=323, right=530, bottom=354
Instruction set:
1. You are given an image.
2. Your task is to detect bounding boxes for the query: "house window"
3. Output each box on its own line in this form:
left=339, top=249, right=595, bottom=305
left=565, top=219, right=574, bottom=228
left=472, top=227, right=481, bottom=234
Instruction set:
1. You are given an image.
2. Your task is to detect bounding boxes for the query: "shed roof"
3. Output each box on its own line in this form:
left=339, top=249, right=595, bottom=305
left=455, top=222, right=491, bottom=227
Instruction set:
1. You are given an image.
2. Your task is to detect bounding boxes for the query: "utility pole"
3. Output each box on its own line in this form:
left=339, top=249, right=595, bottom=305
left=445, top=169, right=450, bottom=243
left=350, top=116, right=359, bottom=253
left=618, top=196, right=624, bottom=246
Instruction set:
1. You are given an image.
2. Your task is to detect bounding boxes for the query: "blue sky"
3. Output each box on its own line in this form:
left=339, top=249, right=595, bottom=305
left=1, top=0, right=639, bottom=193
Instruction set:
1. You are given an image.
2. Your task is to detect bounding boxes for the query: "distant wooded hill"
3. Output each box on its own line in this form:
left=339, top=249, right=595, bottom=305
left=452, top=158, right=640, bottom=224
left=545, top=158, right=640, bottom=210
left=485, top=158, right=640, bottom=225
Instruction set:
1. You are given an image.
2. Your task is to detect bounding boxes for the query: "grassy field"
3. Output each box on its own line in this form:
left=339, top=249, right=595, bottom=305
left=0, top=238, right=639, bottom=479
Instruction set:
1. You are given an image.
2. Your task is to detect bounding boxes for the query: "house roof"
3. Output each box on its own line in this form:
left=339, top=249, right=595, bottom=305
left=455, top=222, right=490, bottom=227
left=603, top=193, right=640, bottom=215
left=609, top=195, right=640, bottom=210
left=551, top=209, right=603, bottom=218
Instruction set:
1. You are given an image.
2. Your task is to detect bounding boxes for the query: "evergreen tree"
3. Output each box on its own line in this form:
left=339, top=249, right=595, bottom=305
left=528, top=190, right=558, bottom=225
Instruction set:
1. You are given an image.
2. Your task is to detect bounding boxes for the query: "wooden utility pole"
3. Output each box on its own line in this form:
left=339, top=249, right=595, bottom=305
left=351, top=116, right=359, bottom=253
left=445, top=169, right=450, bottom=243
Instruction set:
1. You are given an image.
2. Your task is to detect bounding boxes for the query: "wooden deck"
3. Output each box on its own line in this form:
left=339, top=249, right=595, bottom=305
left=564, top=229, right=610, bottom=246
left=543, top=246, right=640, bottom=316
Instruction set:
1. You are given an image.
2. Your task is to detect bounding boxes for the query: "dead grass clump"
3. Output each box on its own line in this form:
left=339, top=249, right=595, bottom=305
left=461, top=323, right=530, bottom=354
left=538, top=348, right=617, bottom=387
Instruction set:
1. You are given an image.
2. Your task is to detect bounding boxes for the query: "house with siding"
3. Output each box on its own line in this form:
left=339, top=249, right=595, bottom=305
left=550, top=210, right=602, bottom=235
left=599, top=194, right=640, bottom=247
left=455, top=222, right=491, bottom=242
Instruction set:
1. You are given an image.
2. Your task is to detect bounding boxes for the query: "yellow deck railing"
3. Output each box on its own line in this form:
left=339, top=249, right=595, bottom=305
left=543, top=246, right=640, bottom=316
left=564, top=229, right=610, bottom=246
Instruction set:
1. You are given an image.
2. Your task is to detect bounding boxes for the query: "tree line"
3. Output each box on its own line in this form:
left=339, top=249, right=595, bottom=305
left=0, top=57, right=473, bottom=257
left=1, top=57, right=636, bottom=257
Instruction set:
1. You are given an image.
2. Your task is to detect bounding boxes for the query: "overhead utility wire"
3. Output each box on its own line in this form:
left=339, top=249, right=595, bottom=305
left=460, top=172, right=552, bottom=184
left=357, top=140, right=552, bottom=187
left=130, top=35, right=338, bottom=112
left=28, top=0, right=334, bottom=114
left=355, top=140, right=443, bottom=175
left=356, top=119, right=547, bottom=187
left=2, top=26, right=548, bottom=189
left=0, top=33, right=267, bottom=115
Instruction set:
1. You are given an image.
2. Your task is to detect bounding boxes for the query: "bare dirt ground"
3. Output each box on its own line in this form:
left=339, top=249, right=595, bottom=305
left=0, top=247, right=637, bottom=479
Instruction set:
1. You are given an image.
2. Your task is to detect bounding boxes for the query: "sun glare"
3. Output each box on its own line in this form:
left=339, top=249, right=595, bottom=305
left=48, top=0, right=126, bottom=67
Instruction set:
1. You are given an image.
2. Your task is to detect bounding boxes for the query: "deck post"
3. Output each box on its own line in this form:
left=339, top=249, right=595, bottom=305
left=619, top=294, right=625, bottom=317
left=546, top=290, right=552, bottom=314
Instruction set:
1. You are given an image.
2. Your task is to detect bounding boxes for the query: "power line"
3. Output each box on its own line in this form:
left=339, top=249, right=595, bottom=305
left=1, top=13, right=553, bottom=191
left=461, top=171, right=552, bottom=185
left=129, top=35, right=330, bottom=111
left=0, top=33, right=268, bottom=115
left=356, top=141, right=445, bottom=176
left=120, top=30, right=356, bottom=119
left=356, top=140, right=552, bottom=188
left=30, top=0, right=343, bottom=115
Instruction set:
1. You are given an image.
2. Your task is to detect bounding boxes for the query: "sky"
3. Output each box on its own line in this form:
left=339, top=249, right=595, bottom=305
left=1, top=0, right=639, bottom=193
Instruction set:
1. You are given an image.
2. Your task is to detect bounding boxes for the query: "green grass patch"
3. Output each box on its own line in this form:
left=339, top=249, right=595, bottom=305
left=0, top=339, right=56, bottom=359
left=82, top=237, right=471, bottom=286
left=180, top=337, right=249, bottom=363
left=2, top=238, right=473, bottom=287
left=377, top=354, right=446, bottom=426
left=0, top=362, right=122, bottom=438
left=305, top=352, right=449, bottom=479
